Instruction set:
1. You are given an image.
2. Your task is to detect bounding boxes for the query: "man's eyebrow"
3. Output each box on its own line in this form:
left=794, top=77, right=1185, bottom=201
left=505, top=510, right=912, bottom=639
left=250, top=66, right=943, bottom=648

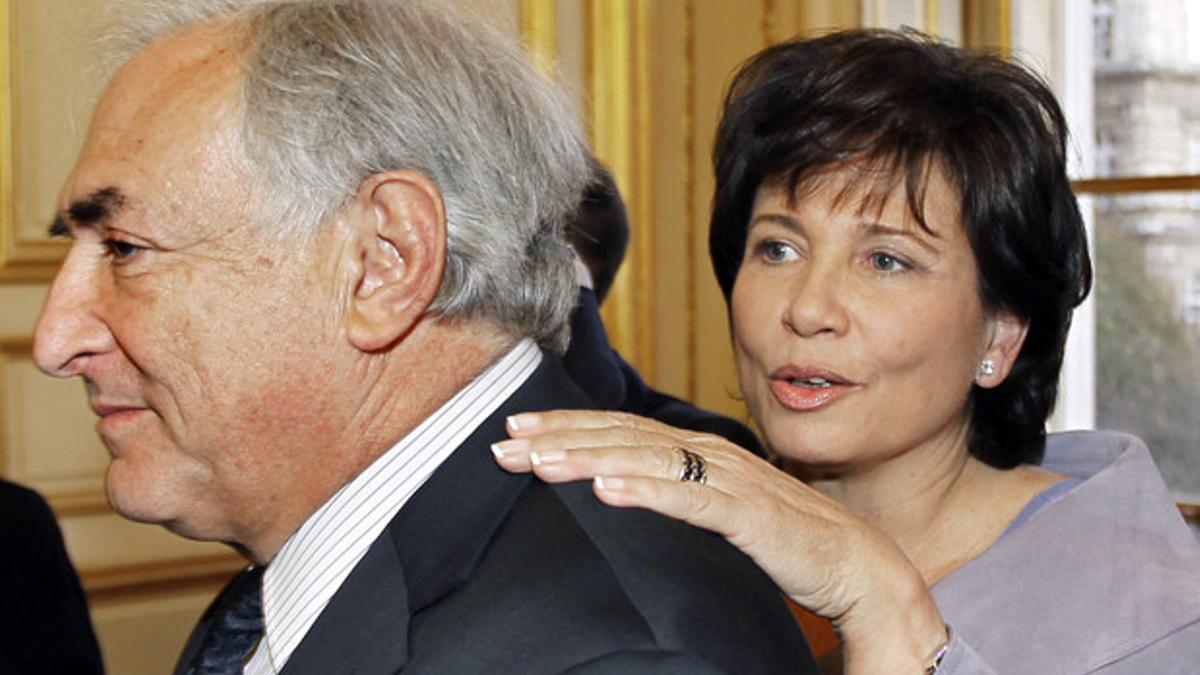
left=47, top=187, right=127, bottom=237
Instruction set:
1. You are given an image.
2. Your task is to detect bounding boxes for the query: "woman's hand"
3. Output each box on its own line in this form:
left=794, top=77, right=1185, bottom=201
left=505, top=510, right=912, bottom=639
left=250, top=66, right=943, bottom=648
left=492, top=409, right=948, bottom=673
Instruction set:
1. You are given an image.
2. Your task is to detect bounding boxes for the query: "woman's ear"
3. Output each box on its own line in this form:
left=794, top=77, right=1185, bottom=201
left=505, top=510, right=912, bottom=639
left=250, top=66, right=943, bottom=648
left=343, top=170, right=446, bottom=352
left=975, top=310, right=1029, bottom=388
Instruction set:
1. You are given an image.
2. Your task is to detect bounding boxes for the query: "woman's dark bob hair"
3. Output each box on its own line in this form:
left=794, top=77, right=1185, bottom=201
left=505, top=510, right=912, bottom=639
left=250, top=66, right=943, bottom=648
left=710, top=29, right=1092, bottom=468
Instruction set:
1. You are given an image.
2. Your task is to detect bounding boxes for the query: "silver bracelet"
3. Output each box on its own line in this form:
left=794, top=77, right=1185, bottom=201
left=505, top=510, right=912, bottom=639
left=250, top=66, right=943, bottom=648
left=924, top=626, right=951, bottom=675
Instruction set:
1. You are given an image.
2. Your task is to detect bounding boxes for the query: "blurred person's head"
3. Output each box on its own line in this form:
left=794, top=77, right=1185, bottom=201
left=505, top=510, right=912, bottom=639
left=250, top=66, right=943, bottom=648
left=567, top=158, right=629, bottom=303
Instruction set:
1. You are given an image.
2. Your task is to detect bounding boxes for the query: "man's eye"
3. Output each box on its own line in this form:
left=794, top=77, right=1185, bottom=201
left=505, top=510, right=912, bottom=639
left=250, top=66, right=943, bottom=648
left=103, top=239, right=145, bottom=262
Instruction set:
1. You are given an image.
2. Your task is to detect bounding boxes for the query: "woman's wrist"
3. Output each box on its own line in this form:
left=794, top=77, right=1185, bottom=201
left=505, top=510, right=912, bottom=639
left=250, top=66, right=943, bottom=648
left=835, top=558, right=948, bottom=674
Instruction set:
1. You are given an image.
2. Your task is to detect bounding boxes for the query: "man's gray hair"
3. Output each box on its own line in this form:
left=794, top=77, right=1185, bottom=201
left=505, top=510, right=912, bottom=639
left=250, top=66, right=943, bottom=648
left=109, top=0, right=589, bottom=351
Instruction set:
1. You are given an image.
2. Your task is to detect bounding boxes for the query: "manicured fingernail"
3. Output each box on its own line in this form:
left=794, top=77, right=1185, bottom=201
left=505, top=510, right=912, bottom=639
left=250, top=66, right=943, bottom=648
left=491, top=438, right=528, bottom=459
left=595, top=476, right=626, bottom=491
left=530, top=448, right=565, bottom=466
left=507, top=413, right=539, bottom=432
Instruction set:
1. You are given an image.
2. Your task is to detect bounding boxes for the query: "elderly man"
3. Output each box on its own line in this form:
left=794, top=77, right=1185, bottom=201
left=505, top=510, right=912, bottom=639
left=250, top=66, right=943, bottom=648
left=34, top=1, right=814, bottom=673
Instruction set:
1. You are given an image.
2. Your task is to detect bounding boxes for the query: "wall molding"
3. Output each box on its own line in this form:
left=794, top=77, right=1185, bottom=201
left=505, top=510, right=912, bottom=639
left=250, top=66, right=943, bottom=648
left=1073, top=175, right=1200, bottom=194
left=520, top=0, right=557, bottom=78
left=963, top=0, right=1011, bottom=54
left=0, top=337, right=29, bottom=480
left=83, top=552, right=246, bottom=603
left=0, top=0, right=68, bottom=283
left=682, top=0, right=696, bottom=400
left=925, top=0, right=942, bottom=37
left=0, top=337, right=110, bottom=513
left=48, top=489, right=112, bottom=517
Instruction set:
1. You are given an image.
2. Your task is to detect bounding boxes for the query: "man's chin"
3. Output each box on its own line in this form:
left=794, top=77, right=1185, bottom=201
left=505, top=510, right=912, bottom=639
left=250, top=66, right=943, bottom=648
left=106, top=472, right=209, bottom=540
left=106, top=486, right=174, bottom=528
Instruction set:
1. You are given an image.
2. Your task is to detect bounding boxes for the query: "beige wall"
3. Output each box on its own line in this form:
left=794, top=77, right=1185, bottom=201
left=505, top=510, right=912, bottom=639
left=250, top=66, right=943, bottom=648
left=1, top=1, right=999, bottom=673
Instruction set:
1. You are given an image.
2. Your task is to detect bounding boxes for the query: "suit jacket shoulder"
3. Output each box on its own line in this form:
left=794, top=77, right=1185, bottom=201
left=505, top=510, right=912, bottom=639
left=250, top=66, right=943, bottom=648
left=282, top=353, right=814, bottom=674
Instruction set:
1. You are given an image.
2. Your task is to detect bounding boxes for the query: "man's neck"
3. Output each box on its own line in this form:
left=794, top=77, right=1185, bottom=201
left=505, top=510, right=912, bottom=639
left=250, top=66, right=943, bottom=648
left=348, top=323, right=517, bottom=456
left=241, top=318, right=518, bottom=564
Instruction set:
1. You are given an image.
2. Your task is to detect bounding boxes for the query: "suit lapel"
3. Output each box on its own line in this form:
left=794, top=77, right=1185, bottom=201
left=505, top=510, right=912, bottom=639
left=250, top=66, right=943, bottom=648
left=280, top=534, right=411, bottom=675
left=279, top=353, right=590, bottom=674
left=391, top=352, right=590, bottom=614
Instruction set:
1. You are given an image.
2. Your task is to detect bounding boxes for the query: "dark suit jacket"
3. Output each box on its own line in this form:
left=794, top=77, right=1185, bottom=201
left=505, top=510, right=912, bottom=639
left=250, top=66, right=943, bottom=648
left=177, top=354, right=814, bottom=674
left=562, top=288, right=766, bottom=457
left=0, top=480, right=104, bottom=675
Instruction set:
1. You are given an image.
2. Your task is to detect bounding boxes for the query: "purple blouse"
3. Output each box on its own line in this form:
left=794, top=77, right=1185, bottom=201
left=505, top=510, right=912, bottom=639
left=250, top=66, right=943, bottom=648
left=931, top=431, right=1200, bottom=673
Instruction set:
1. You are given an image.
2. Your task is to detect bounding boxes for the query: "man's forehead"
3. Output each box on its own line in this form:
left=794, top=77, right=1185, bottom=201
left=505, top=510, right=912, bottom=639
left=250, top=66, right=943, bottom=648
left=59, top=21, right=250, bottom=219
left=82, top=20, right=245, bottom=153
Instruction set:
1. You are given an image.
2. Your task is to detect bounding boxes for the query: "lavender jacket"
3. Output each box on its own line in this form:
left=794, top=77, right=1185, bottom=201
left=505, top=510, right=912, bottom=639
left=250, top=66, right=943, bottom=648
left=931, top=431, right=1200, bottom=673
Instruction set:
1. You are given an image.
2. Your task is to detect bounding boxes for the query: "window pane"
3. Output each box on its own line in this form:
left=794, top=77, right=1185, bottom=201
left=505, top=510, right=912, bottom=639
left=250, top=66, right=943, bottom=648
left=1092, top=0, right=1200, bottom=178
left=1093, top=191, right=1200, bottom=498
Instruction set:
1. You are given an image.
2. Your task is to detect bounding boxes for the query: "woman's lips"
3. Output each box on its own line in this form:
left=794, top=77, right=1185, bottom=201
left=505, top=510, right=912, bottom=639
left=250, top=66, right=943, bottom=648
left=768, top=366, right=860, bottom=411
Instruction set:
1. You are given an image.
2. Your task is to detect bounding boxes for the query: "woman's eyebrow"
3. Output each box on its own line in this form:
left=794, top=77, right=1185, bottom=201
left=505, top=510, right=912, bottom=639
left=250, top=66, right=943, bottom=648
left=748, top=212, right=800, bottom=232
left=857, top=221, right=941, bottom=254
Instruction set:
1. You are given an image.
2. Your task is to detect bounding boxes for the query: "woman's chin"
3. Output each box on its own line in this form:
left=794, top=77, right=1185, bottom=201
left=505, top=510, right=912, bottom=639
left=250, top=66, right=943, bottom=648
left=775, top=454, right=857, bottom=482
left=764, top=424, right=864, bottom=469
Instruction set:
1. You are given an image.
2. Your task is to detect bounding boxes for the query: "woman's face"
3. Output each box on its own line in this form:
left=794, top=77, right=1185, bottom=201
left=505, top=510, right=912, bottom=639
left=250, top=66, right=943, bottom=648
left=731, top=167, right=1015, bottom=474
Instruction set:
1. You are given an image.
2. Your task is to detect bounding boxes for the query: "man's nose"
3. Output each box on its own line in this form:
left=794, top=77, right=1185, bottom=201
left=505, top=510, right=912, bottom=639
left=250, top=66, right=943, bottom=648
left=782, top=262, right=850, bottom=338
left=33, top=256, right=115, bottom=378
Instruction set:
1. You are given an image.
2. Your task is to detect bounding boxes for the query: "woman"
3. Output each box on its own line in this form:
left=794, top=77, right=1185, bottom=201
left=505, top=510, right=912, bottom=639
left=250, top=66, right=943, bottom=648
left=492, top=29, right=1200, bottom=672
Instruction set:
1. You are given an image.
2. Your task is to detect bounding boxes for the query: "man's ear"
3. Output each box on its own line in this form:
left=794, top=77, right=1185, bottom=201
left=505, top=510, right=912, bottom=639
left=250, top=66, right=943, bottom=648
left=975, top=310, right=1029, bottom=388
left=344, top=171, right=446, bottom=352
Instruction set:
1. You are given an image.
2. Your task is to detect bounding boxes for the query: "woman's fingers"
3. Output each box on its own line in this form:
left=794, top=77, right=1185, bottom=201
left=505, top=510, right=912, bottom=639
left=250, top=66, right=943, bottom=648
left=493, top=410, right=742, bottom=481
left=506, top=409, right=689, bottom=438
left=494, top=438, right=713, bottom=486
left=590, top=474, right=745, bottom=541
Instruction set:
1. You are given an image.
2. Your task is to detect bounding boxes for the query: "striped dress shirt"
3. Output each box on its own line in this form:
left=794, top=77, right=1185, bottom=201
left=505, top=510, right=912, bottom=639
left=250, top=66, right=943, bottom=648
left=243, top=339, right=542, bottom=674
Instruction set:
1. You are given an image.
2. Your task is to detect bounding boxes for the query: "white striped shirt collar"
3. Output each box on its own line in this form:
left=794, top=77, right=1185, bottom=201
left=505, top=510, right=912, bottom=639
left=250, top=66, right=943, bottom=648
left=244, top=338, right=542, bottom=674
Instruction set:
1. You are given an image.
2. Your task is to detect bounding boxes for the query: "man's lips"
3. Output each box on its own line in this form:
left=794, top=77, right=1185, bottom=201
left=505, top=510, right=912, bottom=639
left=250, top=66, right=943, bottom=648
left=92, top=403, right=148, bottom=418
left=767, top=365, right=861, bottom=411
left=91, top=403, right=151, bottom=433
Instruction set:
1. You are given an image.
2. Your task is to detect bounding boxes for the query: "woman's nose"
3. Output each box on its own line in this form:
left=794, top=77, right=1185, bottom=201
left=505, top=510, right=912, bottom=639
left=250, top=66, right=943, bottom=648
left=782, top=263, right=850, bottom=338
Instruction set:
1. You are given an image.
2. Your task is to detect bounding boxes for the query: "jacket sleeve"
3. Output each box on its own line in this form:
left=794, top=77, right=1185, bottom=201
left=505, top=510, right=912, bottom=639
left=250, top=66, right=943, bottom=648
left=559, top=649, right=730, bottom=674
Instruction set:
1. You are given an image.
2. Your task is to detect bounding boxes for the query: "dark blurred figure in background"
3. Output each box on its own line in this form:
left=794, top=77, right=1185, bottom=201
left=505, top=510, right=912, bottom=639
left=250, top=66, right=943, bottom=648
left=562, top=160, right=767, bottom=457
left=0, top=479, right=104, bottom=674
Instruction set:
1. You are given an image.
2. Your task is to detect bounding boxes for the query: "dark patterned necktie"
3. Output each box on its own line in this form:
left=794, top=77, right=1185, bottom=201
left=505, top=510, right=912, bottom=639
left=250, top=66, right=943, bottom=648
left=188, top=565, right=266, bottom=674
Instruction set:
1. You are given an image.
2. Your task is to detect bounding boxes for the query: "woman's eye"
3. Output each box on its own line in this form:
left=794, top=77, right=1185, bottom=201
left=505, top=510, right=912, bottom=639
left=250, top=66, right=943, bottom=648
left=868, top=251, right=908, bottom=272
left=758, top=240, right=798, bottom=263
